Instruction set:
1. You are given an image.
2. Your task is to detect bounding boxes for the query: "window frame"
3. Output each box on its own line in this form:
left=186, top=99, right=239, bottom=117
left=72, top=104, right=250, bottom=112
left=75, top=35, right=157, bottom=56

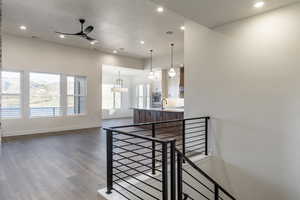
left=1, top=70, right=23, bottom=120
left=1, top=70, right=88, bottom=119
left=28, top=71, right=62, bottom=118
left=66, top=75, right=88, bottom=116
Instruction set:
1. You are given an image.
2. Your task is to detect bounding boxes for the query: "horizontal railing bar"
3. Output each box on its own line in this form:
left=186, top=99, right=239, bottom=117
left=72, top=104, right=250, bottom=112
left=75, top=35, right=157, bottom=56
left=186, top=137, right=206, bottom=144
left=178, top=149, right=236, bottom=200
left=155, top=124, right=182, bottom=130
left=124, top=129, right=151, bottom=134
left=114, top=174, right=160, bottom=200
left=185, top=150, right=205, bottom=155
left=184, top=194, right=195, bottom=200
left=114, top=136, right=155, bottom=146
left=183, top=180, right=210, bottom=200
left=113, top=181, right=144, bottom=200
left=113, top=153, right=161, bottom=172
left=113, top=164, right=151, bottom=174
left=113, top=142, right=163, bottom=153
left=186, top=142, right=206, bottom=149
left=185, top=134, right=205, bottom=140
left=186, top=146, right=205, bottom=152
left=114, top=154, right=160, bottom=162
left=113, top=168, right=162, bottom=192
left=113, top=151, right=157, bottom=162
left=182, top=168, right=214, bottom=194
left=185, top=125, right=206, bottom=130
left=156, top=134, right=181, bottom=140
left=185, top=130, right=205, bottom=135
left=105, top=117, right=209, bottom=129
left=113, top=152, right=162, bottom=163
left=156, top=130, right=182, bottom=136
left=113, top=159, right=152, bottom=170
left=113, top=167, right=152, bottom=179
left=114, top=138, right=162, bottom=151
left=185, top=117, right=210, bottom=121
left=105, top=128, right=174, bottom=143
left=113, top=160, right=162, bottom=182
left=185, top=121, right=205, bottom=125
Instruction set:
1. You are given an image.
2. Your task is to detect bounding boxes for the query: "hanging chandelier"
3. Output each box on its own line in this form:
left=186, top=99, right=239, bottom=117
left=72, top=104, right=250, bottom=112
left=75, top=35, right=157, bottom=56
left=148, top=49, right=155, bottom=79
left=168, top=43, right=176, bottom=78
left=111, top=71, right=128, bottom=93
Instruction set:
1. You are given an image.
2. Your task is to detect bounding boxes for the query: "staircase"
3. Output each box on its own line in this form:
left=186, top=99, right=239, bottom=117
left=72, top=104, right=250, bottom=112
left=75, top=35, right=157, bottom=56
left=99, top=117, right=236, bottom=200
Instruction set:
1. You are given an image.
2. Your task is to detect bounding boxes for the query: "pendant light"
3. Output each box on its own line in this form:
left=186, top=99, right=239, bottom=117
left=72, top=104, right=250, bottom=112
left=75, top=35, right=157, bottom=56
left=168, top=43, right=176, bottom=78
left=111, top=71, right=128, bottom=93
left=148, top=49, right=155, bottom=79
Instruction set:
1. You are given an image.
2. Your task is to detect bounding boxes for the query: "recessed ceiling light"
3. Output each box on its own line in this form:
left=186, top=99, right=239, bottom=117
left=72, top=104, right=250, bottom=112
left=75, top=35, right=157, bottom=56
left=113, top=50, right=118, bottom=54
left=20, top=25, right=27, bottom=30
left=140, top=40, right=145, bottom=45
left=180, top=26, right=185, bottom=31
left=157, top=6, right=164, bottom=12
left=59, top=34, right=65, bottom=39
left=254, top=1, right=265, bottom=8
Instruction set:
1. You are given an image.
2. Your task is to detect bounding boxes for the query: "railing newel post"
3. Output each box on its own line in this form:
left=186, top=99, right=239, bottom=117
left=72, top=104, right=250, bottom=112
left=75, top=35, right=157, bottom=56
left=177, top=151, right=183, bottom=200
left=182, top=119, right=186, bottom=158
left=162, top=142, right=168, bottom=200
left=170, top=140, right=176, bottom=200
left=214, top=184, right=219, bottom=200
left=152, top=123, right=156, bottom=175
left=106, top=129, right=113, bottom=194
left=205, top=117, right=209, bottom=156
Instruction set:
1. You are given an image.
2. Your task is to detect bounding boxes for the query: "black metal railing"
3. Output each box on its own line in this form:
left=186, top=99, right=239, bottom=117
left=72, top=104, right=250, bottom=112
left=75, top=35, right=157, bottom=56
left=109, top=116, right=210, bottom=158
left=105, top=128, right=176, bottom=200
left=177, top=150, right=236, bottom=200
left=104, top=116, right=236, bottom=200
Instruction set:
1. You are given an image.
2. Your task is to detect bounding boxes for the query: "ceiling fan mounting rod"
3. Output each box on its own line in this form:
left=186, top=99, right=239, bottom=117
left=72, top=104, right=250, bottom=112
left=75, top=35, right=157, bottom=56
left=79, top=18, right=85, bottom=32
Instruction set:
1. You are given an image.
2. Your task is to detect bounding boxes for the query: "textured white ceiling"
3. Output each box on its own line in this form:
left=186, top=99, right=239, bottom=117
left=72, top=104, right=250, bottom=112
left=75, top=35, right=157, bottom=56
left=4, top=0, right=299, bottom=59
left=3, top=0, right=185, bottom=59
left=150, top=0, right=300, bottom=28
left=103, top=64, right=146, bottom=76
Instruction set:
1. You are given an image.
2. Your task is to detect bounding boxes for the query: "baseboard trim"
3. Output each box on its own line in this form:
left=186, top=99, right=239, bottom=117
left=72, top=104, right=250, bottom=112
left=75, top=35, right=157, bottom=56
left=2, top=123, right=102, bottom=138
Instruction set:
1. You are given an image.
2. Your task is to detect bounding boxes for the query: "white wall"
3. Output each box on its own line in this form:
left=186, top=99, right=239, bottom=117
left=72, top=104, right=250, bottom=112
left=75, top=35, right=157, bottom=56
left=185, top=3, right=300, bottom=200
left=2, top=34, right=144, bottom=136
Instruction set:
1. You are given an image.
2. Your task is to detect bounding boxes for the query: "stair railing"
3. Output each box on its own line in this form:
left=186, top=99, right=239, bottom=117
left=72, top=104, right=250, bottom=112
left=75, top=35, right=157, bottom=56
left=104, top=116, right=236, bottom=200
left=176, top=149, right=236, bottom=200
left=105, top=128, right=177, bottom=200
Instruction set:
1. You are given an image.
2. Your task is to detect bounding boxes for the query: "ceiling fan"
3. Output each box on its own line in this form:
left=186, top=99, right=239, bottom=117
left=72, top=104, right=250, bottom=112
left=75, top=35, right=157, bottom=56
left=55, top=19, right=97, bottom=43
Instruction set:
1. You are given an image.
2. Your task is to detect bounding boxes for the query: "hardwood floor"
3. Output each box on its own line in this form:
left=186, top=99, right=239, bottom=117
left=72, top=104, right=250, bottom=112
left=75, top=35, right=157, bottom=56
left=0, top=118, right=133, bottom=200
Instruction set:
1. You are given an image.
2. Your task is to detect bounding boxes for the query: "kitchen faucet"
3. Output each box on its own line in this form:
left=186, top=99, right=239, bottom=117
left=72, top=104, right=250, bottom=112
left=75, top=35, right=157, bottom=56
left=161, top=98, right=168, bottom=110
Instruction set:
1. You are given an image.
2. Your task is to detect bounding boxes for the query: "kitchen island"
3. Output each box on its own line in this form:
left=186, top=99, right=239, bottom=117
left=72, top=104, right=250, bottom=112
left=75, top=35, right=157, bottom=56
left=133, top=107, right=184, bottom=124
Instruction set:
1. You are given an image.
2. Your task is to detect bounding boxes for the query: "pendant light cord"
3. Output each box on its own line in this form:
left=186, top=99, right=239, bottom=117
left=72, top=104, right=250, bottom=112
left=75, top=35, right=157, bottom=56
left=170, top=43, right=174, bottom=69
left=150, top=49, right=153, bottom=72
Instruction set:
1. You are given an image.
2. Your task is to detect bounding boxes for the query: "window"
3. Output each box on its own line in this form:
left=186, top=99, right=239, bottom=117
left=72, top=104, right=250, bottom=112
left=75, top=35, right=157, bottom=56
left=137, top=84, right=144, bottom=108
left=102, top=84, right=122, bottom=109
left=1, top=71, right=21, bottom=118
left=29, top=72, right=61, bottom=117
left=67, top=76, right=87, bottom=115
left=146, top=84, right=151, bottom=108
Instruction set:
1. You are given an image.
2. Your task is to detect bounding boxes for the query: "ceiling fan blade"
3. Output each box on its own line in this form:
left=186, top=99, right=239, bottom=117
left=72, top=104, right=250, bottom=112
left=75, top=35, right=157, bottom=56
left=85, top=35, right=97, bottom=42
left=55, top=31, right=82, bottom=36
left=84, top=26, right=94, bottom=34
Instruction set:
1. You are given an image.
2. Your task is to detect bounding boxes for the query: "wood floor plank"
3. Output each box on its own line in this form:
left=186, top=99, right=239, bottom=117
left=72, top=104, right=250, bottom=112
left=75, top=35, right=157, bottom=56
left=0, top=118, right=133, bottom=200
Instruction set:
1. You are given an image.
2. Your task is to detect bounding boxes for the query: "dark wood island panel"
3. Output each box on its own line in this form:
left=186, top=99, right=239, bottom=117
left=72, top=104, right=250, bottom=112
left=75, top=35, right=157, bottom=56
left=133, top=108, right=184, bottom=124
